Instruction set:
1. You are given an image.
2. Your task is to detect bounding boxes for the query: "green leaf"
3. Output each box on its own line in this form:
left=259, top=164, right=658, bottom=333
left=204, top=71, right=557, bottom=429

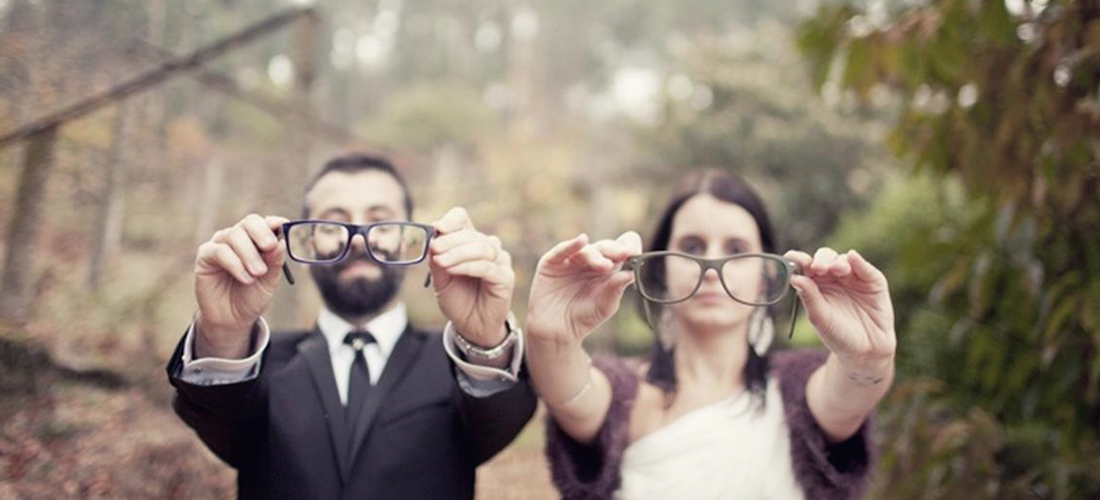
left=1044, top=295, right=1080, bottom=344
left=978, top=0, right=1018, bottom=47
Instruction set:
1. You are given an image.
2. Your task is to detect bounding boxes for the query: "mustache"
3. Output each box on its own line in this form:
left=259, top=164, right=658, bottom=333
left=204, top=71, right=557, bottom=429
left=330, top=247, right=398, bottom=272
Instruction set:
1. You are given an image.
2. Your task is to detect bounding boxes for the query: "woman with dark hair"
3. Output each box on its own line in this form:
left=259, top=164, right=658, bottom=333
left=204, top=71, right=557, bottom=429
left=525, top=169, right=895, bottom=499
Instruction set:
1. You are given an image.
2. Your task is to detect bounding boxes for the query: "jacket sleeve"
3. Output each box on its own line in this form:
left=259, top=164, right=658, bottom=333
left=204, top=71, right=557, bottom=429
left=544, top=356, right=640, bottom=500
left=452, top=360, right=539, bottom=466
left=772, top=348, right=875, bottom=500
left=165, top=326, right=268, bottom=469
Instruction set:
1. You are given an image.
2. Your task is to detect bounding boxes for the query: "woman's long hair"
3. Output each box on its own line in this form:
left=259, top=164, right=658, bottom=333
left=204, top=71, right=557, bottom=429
left=640, top=169, right=778, bottom=405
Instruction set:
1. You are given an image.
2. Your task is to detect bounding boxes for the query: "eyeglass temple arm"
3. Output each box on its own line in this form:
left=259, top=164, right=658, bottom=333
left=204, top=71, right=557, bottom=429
left=274, top=226, right=296, bottom=286
left=282, top=262, right=295, bottom=285
left=787, top=297, right=800, bottom=339
left=786, top=260, right=803, bottom=339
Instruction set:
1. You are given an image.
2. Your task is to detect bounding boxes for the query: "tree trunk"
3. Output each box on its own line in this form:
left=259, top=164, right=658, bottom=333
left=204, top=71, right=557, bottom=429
left=0, top=127, right=58, bottom=323
left=88, top=104, right=129, bottom=291
left=268, top=14, right=320, bottom=329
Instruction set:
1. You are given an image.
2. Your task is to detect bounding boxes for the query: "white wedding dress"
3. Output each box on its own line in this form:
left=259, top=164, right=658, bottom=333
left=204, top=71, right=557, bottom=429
left=616, top=379, right=806, bottom=500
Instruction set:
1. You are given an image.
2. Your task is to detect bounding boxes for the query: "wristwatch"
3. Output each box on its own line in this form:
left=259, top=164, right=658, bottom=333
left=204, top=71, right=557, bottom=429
left=448, top=312, right=521, bottom=361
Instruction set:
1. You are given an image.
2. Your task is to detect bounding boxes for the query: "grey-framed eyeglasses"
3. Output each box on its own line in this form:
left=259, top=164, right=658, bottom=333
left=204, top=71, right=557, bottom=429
left=623, top=251, right=803, bottom=338
left=277, top=220, right=436, bottom=287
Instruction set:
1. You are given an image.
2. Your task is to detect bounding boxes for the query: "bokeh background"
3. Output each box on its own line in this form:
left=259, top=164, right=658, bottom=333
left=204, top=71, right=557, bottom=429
left=0, top=0, right=1097, bottom=498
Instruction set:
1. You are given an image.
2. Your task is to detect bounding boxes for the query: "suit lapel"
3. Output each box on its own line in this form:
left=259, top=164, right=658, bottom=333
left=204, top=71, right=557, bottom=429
left=297, top=328, right=352, bottom=484
left=347, top=325, right=429, bottom=468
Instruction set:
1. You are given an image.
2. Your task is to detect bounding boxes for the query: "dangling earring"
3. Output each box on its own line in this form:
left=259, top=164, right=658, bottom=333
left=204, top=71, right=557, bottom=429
left=747, top=307, right=775, bottom=357
left=658, top=307, right=677, bottom=351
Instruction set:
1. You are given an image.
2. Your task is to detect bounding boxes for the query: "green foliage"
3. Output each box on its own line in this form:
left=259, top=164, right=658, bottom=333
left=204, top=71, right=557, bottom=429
left=633, top=32, right=897, bottom=249
left=801, top=0, right=1100, bottom=497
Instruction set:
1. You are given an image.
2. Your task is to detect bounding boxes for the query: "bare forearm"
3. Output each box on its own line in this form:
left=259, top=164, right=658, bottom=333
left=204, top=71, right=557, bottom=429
left=806, top=352, right=894, bottom=442
left=525, top=333, right=612, bottom=443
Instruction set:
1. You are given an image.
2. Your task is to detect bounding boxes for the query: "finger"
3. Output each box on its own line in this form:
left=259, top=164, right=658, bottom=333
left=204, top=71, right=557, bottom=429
left=259, top=216, right=289, bottom=274
left=430, top=230, right=478, bottom=255
left=265, top=215, right=290, bottom=236
left=848, top=249, right=887, bottom=285
left=594, top=271, right=636, bottom=313
left=495, top=246, right=513, bottom=266
left=790, top=274, right=830, bottom=333
left=810, top=247, right=840, bottom=275
left=827, top=253, right=852, bottom=277
left=432, top=207, right=474, bottom=235
left=259, top=243, right=286, bottom=278
left=591, top=239, right=632, bottom=262
left=567, top=244, right=615, bottom=271
left=617, top=231, right=644, bottom=255
left=433, top=240, right=499, bottom=268
left=240, top=214, right=279, bottom=252
left=431, top=229, right=501, bottom=256
left=441, top=259, right=514, bottom=286
left=606, top=269, right=636, bottom=294
left=783, top=250, right=813, bottom=270
left=265, top=215, right=290, bottom=226
left=197, top=242, right=255, bottom=285
left=218, top=227, right=268, bottom=277
left=541, top=234, right=589, bottom=266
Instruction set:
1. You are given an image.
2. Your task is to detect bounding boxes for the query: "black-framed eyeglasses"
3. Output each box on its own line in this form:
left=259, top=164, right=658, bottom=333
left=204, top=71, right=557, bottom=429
left=277, top=220, right=436, bottom=286
left=623, top=251, right=803, bottom=338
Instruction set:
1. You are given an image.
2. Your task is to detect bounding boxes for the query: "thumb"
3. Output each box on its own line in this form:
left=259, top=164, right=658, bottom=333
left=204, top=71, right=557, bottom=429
left=617, top=231, right=644, bottom=255
left=606, top=270, right=635, bottom=296
left=791, top=275, right=830, bottom=333
left=428, top=258, right=455, bottom=295
left=257, top=244, right=287, bottom=288
left=595, top=271, right=634, bottom=314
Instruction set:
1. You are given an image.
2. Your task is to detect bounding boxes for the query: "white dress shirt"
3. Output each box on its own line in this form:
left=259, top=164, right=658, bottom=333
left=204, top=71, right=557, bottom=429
left=177, top=303, right=523, bottom=399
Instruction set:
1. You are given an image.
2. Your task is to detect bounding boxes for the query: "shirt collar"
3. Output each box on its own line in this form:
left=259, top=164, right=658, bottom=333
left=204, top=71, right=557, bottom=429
left=317, top=302, right=408, bottom=358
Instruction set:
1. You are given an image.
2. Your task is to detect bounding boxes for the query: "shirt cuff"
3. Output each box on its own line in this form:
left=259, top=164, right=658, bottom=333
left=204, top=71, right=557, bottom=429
left=442, top=322, right=524, bottom=394
left=177, top=317, right=271, bottom=386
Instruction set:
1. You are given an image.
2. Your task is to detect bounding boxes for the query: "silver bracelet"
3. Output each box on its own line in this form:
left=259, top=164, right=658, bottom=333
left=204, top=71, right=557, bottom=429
left=554, top=353, right=593, bottom=407
left=448, top=312, right=520, bottom=361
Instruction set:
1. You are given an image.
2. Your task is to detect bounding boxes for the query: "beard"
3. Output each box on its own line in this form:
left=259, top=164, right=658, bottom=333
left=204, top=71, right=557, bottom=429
left=310, top=249, right=406, bottom=320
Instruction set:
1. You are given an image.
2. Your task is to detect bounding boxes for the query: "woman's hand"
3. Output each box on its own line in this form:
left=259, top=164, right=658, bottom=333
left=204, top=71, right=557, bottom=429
left=526, top=232, right=642, bottom=345
left=525, top=232, right=641, bottom=443
left=785, top=248, right=896, bottom=382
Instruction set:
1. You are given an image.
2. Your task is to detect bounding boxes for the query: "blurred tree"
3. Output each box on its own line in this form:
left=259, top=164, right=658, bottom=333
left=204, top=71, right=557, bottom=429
left=800, top=0, right=1100, bottom=497
left=632, top=27, right=897, bottom=251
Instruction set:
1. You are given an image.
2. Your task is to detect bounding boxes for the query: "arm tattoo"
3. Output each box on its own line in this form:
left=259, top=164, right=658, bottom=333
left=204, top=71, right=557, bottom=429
left=846, top=371, right=886, bottom=387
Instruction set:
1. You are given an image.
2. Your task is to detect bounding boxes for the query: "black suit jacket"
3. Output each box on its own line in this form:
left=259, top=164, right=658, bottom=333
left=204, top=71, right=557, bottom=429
left=166, top=323, right=537, bottom=500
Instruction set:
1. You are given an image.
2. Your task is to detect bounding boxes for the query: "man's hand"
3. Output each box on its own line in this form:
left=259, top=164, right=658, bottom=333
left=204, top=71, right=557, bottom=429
left=428, top=208, right=515, bottom=348
left=194, top=214, right=289, bottom=359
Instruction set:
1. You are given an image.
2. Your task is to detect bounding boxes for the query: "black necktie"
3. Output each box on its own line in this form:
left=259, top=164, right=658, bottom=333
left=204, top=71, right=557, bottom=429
left=343, top=330, right=376, bottom=426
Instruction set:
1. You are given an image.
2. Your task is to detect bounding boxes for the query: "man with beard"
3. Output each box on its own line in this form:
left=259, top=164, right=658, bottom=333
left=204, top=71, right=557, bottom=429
left=165, top=154, right=537, bottom=499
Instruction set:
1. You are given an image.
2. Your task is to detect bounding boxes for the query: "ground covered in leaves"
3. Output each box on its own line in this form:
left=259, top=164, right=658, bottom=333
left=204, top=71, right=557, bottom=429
left=0, top=333, right=554, bottom=499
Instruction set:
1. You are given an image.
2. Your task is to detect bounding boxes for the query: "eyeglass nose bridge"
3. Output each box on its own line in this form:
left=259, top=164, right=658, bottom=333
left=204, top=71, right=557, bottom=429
left=348, top=225, right=375, bottom=250
left=696, top=256, right=794, bottom=306
left=697, top=259, right=725, bottom=277
left=699, top=258, right=750, bottom=305
left=350, top=224, right=398, bottom=262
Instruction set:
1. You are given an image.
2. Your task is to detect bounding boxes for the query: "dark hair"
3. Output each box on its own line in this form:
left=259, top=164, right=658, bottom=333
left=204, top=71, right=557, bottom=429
left=642, top=168, right=776, bottom=404
left=302, top=153, right=414, bottom=219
